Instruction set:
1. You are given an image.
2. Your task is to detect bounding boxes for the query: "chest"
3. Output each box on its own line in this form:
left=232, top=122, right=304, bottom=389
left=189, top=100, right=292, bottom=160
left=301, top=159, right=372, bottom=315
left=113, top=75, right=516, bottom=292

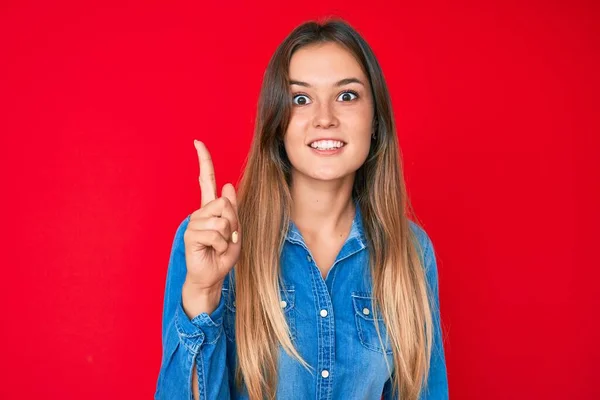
left=223, top=247, right=394, bottom=399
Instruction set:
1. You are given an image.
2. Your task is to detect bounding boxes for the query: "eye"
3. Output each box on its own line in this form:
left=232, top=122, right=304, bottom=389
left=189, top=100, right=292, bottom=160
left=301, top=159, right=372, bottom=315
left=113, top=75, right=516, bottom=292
left=292, top=94, right=311, bottom=106
left=337, top=91, right=359, bottom=102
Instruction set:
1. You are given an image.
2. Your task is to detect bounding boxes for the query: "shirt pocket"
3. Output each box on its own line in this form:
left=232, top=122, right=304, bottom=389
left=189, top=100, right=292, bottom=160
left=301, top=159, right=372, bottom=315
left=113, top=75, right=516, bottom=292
left=221, top=285, right=297, bottom=342
left=351, top=292, right=393, bottom=355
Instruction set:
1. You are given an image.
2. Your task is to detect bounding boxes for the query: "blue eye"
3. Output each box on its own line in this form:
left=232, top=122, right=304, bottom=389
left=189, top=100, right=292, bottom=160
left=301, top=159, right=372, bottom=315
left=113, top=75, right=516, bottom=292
left=337, top=91, right=358, bottom=102
left=292, top=94, right=311, bottom=106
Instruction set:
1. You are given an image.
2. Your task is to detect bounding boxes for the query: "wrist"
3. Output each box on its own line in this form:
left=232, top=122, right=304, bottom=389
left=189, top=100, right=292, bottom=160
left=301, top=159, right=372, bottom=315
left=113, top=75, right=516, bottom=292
left=181, top=280, right=222, bottom=319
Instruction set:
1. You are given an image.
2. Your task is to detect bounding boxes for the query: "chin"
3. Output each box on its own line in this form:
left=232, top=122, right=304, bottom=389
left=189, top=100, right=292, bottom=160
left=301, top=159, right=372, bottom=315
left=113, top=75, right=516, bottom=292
left=290, top=161, right=359, bottom=182
left=309, top=169, right=353, bottom=181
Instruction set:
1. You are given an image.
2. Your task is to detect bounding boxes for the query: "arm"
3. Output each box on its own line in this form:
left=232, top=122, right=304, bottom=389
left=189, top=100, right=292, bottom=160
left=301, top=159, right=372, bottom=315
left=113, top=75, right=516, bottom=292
left=155, top=215, right=230, bottom=400
left=383, top=226, right=449, bottom=399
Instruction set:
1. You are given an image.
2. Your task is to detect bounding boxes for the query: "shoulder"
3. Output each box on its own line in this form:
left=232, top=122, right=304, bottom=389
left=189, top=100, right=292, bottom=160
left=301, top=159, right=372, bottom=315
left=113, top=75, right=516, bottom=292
left=408, top=219, right=440, bottom=292
left=408, top=220, right=434, bottom=263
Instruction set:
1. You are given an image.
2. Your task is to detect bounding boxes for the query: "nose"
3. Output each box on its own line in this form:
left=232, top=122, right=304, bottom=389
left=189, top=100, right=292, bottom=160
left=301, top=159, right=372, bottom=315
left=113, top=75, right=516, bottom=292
left=312, top=101, right=339, bottom=129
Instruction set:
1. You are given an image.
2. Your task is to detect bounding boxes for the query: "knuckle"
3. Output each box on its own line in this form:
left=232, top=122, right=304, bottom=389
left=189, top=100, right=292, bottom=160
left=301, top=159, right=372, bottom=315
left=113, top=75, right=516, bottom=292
left=217, top=218, right=229, bottom=230
left=210, top=231, right=221, bottom=242
left=190, top=209, right=201, bottom=219
left=221, top=218, right=231, bottom=232
left=199, top=172, right=215, bottom=184
left=208, top=217, right=223, bottom=231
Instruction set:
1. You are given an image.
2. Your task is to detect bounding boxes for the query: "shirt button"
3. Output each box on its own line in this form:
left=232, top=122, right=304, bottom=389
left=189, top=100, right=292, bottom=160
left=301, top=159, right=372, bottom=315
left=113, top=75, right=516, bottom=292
left=362, top=307, right=370, bottom=316
left=280, top=300, right=287, bottom=308
left=321, top=369, right=329, bottom=378
left=306, top=255, right=312, bottom=262
left=320, top=309, right=328, bottom=317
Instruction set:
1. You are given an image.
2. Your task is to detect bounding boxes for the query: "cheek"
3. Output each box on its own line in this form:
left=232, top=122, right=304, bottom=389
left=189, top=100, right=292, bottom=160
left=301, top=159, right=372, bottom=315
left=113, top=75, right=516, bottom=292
left=287, top=112, right=310, bottom=131
left=345, top=106, right=373, bottom=130
left=345, top=114, right=373, bottom=148
left=284, top=114, right=309, bottom=146
left=283, top=126, right=303, bottom=162
left=348, top=138, right=372, bottom=167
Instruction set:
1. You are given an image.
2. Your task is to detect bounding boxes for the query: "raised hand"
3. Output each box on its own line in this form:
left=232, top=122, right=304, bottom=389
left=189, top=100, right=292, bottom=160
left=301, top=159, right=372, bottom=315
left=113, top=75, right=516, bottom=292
left=181, top=140, right=241, bottom=318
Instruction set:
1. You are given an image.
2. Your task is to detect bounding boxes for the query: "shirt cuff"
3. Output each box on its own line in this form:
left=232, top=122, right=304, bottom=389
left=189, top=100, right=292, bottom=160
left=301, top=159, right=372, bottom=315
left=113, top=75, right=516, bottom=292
left=174, top=293, right=226, bottom=353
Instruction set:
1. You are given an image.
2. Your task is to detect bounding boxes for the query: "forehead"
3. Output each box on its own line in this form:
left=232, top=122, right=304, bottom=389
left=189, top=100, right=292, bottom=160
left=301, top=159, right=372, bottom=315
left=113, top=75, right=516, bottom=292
left=288, top=42, right=367, bottom=84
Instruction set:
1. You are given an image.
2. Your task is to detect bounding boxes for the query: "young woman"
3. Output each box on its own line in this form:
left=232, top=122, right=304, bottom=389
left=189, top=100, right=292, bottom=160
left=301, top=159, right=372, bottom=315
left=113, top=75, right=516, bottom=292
left=155, top=19, right=449, bottom=400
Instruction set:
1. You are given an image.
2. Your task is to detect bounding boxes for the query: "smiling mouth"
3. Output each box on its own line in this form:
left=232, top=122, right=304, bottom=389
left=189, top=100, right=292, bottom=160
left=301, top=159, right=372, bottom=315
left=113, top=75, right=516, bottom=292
left=308, top=144, right=346, bottom=156
left=308, top=140, right=347, bottom=151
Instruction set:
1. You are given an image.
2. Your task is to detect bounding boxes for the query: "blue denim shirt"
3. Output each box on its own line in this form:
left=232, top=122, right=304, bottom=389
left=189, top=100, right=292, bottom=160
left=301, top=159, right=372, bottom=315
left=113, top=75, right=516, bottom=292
left=155, top=201, right=449, bottom=399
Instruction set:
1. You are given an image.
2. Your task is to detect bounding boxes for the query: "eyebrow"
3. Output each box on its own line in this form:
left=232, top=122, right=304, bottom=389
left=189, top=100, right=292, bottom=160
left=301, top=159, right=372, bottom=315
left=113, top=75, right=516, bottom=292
left=289, top=77, right=365, bottom=87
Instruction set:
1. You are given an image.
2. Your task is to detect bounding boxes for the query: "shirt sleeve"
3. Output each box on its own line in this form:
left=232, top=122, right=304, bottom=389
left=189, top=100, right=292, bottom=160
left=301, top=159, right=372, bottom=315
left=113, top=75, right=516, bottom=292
left=154, top=215, right=231, bottom=400
left=383, top=225, right=449, bottom=400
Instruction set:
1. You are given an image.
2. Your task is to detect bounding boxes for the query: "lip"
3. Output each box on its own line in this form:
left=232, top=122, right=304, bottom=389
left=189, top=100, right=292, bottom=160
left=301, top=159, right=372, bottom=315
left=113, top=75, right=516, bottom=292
left=308, top=143, right=346, bottom=156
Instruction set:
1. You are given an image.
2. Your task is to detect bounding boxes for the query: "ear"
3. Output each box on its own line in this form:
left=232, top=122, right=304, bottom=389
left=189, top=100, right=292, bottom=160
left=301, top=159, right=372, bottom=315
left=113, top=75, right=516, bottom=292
left=372, top=117, right=379, bottom=132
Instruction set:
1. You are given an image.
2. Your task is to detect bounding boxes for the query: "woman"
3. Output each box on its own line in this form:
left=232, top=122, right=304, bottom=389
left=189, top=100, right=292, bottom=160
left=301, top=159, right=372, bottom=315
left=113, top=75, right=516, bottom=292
left=155, top=19, right=449, bottom=400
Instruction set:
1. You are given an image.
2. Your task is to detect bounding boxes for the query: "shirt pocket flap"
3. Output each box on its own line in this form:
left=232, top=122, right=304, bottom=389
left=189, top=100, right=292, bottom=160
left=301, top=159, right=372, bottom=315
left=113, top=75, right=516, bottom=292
left=221, top=285, right=295, bottom=313
left=351, top=292, right=384, bottom=321
left=279, top=285, right=295, bottom=313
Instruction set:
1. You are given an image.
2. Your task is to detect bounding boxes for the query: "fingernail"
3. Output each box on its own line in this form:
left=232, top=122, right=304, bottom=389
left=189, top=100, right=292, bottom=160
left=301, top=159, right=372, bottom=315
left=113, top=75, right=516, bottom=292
left=231, top=231, right=239, bottom=244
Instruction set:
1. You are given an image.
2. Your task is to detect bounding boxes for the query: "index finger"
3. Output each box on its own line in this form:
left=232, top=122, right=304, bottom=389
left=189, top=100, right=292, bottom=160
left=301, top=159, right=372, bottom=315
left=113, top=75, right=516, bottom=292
left=194, top=140, right=217, bottom=207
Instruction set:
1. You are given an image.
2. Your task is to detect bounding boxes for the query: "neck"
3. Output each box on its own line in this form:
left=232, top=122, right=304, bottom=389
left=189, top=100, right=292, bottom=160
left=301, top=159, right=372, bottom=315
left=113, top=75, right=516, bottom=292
left=289, top=171, right=356, bottom=237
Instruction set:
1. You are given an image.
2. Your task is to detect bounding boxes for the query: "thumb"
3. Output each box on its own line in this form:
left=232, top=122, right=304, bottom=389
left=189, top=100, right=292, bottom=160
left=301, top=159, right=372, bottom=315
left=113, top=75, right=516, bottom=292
left=221, top=183, right=238, bottom=214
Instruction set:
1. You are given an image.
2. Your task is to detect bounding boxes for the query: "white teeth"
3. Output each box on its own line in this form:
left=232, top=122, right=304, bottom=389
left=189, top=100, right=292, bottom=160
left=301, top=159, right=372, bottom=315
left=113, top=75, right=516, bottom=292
left=310, top=140, right=344, bottom=150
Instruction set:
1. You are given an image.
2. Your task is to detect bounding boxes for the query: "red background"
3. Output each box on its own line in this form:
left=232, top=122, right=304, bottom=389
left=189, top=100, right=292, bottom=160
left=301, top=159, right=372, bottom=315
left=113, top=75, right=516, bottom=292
left=1, top=1, right=598, bottom=399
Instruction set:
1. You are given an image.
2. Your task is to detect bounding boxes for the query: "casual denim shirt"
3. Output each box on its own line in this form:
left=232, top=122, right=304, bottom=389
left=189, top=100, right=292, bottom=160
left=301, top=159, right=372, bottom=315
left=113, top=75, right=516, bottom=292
left=155, top=200, right=449, bottom=399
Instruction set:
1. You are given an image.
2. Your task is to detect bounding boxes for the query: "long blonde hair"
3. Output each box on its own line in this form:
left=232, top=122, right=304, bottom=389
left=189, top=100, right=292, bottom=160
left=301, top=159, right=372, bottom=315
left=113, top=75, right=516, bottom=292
left=233, top=18, right=435, bottom=400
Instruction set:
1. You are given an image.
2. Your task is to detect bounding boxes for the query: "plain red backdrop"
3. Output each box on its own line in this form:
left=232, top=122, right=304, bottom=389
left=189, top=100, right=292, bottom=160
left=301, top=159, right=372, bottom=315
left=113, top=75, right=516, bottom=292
left=1, top=1, right=598, bottom=399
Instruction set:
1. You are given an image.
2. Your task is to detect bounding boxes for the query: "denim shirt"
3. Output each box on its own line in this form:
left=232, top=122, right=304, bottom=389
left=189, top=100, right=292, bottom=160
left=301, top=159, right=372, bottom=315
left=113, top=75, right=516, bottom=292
left=155, top=201, right=449, bottom=399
